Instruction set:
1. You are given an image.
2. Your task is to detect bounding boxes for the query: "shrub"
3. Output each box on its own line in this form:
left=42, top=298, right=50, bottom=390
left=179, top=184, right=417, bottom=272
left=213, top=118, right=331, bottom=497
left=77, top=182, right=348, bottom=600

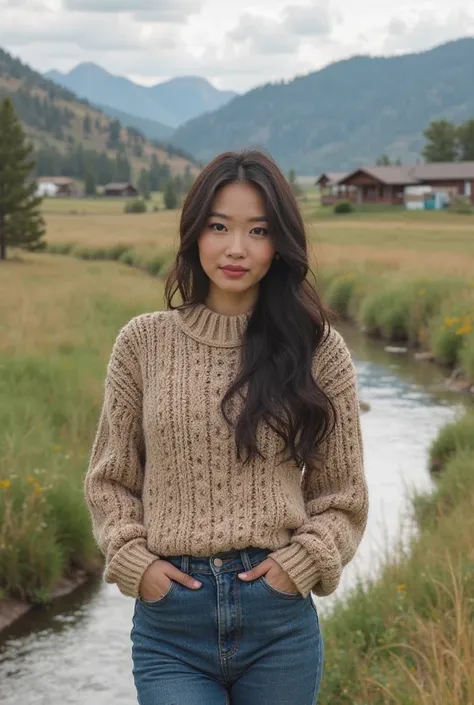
left=46, top=243, right=74, bottom=255
left=124, top=199, right=147, bottom=214
left=118, top=248, right=138, bottom=266
left=325, top=273, right=359, bottom=317
left=105, top=244, right=133, bottom=260
left=458, top=330, right=474, bottom=381
left=428, top=413, right=474, bottom=471
left=333, top=200, right=353, bottom=214
left=450, top=196, right=473, bottom=214
left=429, top=299, right=474, bottom=366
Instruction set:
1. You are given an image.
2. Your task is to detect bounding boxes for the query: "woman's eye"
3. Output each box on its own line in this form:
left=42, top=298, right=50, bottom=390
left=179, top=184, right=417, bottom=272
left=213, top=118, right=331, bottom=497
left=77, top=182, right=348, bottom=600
left=251, top=227, right=268, bottom=236
left=209, top=222, right=226, bottom=232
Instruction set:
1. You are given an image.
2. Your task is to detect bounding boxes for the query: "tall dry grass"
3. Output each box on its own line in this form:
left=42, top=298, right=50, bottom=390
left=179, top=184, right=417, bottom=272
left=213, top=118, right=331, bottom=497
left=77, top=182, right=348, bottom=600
left=0, top=254, right=165, bottom=600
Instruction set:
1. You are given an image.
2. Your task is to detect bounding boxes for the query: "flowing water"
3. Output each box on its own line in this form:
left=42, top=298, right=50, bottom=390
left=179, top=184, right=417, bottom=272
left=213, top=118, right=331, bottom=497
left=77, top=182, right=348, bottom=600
left=0, top=326, right=468, bottom=705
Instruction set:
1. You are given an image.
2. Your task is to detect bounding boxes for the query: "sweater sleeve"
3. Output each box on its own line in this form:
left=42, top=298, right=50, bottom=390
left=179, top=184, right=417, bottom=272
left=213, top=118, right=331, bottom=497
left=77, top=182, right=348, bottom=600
left=268, top=328, right=368, bottom=598
left=84, top=318, right=158, bottom=598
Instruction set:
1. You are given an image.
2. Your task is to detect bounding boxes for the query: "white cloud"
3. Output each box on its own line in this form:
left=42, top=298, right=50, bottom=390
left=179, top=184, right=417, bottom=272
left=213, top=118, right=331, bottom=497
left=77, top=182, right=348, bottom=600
left=228, top=13, right=300, bottom=54
left=383, top=10, right=474, bottom=53
left=0, top=0, right=472, bottom=92
left=63, top=0, right=201, bottom=16
left=283, top=3, right=336, bottom=36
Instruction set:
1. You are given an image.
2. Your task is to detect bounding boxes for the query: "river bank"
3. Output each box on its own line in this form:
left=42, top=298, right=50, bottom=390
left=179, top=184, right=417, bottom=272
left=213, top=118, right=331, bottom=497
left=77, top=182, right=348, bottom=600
left=319, top=412, right=474, bottom=704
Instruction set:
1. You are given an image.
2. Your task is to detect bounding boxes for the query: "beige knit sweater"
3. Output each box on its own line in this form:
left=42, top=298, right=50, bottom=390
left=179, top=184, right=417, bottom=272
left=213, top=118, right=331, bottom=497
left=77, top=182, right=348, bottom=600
left=84, top=303, right=368, bottom=600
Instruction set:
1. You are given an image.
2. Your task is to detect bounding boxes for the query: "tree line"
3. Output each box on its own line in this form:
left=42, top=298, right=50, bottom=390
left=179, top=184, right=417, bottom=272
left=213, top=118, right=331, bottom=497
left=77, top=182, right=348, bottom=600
left=422, top=119, right=474, bottom=162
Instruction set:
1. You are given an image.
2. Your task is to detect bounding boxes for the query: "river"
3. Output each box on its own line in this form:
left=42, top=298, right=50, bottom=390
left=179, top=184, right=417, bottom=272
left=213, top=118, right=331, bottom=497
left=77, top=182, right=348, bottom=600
left=0, top=326, right=466, bottom=705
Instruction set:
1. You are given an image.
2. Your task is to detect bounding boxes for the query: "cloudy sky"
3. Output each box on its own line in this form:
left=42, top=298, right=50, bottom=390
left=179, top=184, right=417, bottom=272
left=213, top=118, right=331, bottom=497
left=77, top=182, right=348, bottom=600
left=1, top=0, right=473, bottom=92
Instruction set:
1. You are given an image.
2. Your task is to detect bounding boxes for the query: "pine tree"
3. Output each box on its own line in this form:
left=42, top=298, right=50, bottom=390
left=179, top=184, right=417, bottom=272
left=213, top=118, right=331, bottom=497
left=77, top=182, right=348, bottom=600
left=84, top=164, right=97, bottom=196
left=137, top=168, right=151, bottom=200
left=0, top=98, right=45, bottom=261
left=458, top=120, right=474, bottom=161
left=163, top=179, right=178, bottom=209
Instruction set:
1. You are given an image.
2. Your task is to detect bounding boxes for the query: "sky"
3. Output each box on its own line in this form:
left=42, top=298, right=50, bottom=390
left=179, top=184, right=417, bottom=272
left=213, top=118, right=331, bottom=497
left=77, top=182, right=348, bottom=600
left=1, top=0, right=473, bottom=93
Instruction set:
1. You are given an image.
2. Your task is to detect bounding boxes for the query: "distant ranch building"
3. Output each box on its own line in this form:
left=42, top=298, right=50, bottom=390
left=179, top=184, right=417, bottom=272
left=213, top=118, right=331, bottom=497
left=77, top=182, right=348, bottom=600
left=36, top=177, right=76, bottom=197
left=317, top=162, right=474, bottom=207
left=103, top=183, right=138, bottom=198
left=316, top=171, right=351, bottom=205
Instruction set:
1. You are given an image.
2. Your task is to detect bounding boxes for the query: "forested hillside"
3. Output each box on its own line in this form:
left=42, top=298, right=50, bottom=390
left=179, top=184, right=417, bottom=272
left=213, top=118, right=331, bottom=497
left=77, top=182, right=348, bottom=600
left=172, top=38, right=474, bottom=174
left=0, top=47, right=199, bottom=184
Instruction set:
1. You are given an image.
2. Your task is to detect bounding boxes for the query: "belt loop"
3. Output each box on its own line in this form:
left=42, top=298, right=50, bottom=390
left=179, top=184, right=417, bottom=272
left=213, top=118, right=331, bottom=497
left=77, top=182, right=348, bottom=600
left=181, top=555, right=189, bottom=573
left=240, top=548, right=253, bottom=572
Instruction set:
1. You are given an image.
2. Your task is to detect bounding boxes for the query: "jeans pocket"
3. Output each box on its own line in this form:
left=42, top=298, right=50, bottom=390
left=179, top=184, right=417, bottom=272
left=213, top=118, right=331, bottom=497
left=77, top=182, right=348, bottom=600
left=138, top=579, right=177, bottom=606
left=258, top=575, right=304, bottom=600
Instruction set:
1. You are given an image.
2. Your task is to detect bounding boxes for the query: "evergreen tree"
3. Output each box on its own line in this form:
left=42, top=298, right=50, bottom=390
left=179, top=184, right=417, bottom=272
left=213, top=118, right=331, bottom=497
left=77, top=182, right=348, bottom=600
left=458, top=119, right=474, bottom=161
left=138, top=168, right=151, bottom=200
left=287, top=168, right=302, bottom=196
left=84, top=164, right=97, bottom=196
left=107, top=119, right=122, bottom=149
left=376, top=155, right=391, bottom=166
left=163, top=179, right=178, bottom=209
left=422, top=120, right=458, bottom=162
left=0, top=98, right=45, bottom=261
left=83, top=113, right=92, bottom=135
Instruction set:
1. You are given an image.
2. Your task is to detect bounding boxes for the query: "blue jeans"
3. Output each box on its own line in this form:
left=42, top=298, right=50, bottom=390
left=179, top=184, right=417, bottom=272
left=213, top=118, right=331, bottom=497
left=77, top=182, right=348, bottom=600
left=131, top=546, right=324, bottom=704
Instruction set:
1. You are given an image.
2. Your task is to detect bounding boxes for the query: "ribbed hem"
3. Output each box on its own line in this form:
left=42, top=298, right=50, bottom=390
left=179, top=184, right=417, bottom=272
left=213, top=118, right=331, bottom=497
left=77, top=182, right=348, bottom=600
left=104, top=539, right=159, bottom=598
left=268, top=542, right=320, bottom=598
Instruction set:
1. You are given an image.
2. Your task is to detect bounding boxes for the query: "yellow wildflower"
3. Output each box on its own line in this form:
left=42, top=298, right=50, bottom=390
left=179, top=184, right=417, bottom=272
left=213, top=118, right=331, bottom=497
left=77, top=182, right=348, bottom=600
left=396, top=584, right=406, bottom=592
left=53, top=444, right=62, bottom=452
left=0, top=479, right=11, bottom=490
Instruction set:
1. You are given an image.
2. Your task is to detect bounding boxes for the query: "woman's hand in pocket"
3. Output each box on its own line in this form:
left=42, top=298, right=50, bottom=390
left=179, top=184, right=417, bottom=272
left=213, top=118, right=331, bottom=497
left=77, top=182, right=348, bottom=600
left=139, top=559, right=202, bottom=601
left=238, top=557, right=300, bottom=594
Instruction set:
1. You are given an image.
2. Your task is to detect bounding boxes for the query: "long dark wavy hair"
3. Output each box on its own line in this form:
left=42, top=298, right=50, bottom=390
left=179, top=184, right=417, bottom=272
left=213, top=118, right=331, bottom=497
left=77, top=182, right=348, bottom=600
left=165, top=149, right=334, bottom=471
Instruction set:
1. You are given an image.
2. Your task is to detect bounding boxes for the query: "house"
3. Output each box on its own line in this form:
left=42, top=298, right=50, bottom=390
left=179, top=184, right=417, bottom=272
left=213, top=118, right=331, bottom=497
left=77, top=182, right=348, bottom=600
left=316, top=171, right=351, bottom=205
left=318, top=162, right=474, bottom=207
left=36, top=177, right=75, bottom=197
left=103, top=183, right=138, bottom=198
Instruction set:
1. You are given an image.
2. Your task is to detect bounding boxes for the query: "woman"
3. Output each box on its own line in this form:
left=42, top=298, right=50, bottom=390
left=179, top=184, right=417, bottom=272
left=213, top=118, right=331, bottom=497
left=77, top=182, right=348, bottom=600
left=84, top=149, right=368, bottom=705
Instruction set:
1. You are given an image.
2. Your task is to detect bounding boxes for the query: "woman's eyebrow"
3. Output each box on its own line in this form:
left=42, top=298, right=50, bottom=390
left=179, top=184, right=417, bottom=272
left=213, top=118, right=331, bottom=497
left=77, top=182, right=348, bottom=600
left=209, top=211, right=268, bottom=222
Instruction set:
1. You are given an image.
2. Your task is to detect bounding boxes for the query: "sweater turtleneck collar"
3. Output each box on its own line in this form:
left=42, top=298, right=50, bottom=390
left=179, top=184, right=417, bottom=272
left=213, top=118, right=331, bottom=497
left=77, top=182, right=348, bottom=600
left=175, top=302, right=252, bottom=348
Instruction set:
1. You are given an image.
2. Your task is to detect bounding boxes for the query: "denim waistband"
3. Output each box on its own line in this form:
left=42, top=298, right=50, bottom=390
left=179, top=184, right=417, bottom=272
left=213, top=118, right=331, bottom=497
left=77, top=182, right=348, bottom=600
left=163, top=546, right=272, bottom=575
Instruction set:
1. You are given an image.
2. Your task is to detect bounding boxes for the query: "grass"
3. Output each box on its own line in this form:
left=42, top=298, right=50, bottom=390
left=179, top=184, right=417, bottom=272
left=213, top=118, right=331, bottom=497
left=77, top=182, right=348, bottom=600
left=319, top=415, right=474, bottom=704
left=2, top=199, right=474, bottom=702
left=41, top=191, right=474, bottom=277
left=320, top=267, right=474, bottom=380
left=0, top=254, right=166, bottom=601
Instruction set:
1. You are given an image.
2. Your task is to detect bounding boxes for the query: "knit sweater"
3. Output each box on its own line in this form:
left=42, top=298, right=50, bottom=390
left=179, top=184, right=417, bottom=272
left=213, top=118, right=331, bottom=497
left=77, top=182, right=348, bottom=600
left=84, top=303, right=368, bottom=600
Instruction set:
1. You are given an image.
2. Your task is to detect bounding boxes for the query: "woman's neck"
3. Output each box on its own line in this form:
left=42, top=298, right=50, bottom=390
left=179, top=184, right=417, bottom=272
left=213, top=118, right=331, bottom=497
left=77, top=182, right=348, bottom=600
left=205, top=285, right=258, bottom=316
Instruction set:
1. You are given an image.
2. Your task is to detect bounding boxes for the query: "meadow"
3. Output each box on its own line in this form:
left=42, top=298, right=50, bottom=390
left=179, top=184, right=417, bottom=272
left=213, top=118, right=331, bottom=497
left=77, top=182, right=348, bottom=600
left=1, top=190, right=474, bottom=702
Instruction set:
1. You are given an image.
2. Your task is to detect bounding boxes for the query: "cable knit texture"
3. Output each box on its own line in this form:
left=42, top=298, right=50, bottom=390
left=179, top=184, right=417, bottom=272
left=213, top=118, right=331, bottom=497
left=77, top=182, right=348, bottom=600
left=84, top=303, right=368, bottom=599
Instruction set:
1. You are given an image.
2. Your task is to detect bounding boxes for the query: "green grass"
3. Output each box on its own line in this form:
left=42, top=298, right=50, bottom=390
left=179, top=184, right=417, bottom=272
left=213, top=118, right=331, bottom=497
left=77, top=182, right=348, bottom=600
left=319, top=418, right=474, bottom=704
left=321, top=267, right=474, bottom=380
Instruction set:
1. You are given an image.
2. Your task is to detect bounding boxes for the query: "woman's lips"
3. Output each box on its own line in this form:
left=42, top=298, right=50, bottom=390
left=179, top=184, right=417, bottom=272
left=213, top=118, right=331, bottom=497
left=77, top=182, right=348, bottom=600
left=220, top=266, right=248, bottom=278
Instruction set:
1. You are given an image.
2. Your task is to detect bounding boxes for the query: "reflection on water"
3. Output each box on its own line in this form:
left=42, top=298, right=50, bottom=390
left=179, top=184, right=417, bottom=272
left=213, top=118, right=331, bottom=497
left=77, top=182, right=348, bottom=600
left=0, top=327, right=467, bottom=705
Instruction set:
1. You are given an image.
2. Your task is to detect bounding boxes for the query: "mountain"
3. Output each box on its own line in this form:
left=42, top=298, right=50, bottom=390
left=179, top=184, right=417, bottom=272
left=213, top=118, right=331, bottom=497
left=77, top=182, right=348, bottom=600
left=0, top=47, right=199, bottom=180
left=171, top=38, right=474, bottom=175
left=44, top=63, right=237, bottom=128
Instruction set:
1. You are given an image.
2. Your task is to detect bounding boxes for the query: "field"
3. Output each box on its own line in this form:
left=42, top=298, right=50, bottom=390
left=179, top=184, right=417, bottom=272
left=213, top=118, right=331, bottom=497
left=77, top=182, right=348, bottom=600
left=1, top=189, right=474, bottom=702
left=41, top=191, right=474, bottom=276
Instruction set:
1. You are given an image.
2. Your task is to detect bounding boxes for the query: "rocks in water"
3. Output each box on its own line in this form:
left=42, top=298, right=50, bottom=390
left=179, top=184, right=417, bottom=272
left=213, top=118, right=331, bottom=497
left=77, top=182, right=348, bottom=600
left=414, top=351, right=435, bottom=362
left=384, top=345, right=408, bottom=354
left=359, top=400, right=371, bottom=413
left=445, top=368, right=474, bottom=394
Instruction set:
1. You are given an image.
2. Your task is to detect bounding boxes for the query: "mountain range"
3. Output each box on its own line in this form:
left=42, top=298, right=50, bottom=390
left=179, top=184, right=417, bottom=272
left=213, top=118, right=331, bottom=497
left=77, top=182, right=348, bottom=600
left=45, top=63, right=237, bottom=138
left=170, top=37, right=474, bottom=174
left=0, top=47, right=199, bottom=179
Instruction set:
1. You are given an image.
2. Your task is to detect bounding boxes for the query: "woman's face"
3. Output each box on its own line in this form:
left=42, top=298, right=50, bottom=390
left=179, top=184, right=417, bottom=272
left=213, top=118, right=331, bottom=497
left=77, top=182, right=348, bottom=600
left=197, top=181, right=276, bottom=307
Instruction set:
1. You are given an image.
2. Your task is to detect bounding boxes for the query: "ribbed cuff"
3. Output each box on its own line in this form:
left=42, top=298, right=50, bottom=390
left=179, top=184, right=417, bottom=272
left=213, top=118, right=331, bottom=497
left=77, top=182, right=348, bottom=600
left=267, top=542, right=320, bottom=598
left=104, top=539, right=159, bottom=598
